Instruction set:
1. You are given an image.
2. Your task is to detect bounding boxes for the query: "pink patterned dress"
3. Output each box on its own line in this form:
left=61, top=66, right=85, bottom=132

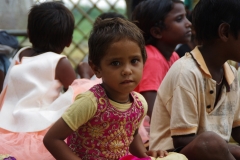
left=67, top=84, right=145, bottom=160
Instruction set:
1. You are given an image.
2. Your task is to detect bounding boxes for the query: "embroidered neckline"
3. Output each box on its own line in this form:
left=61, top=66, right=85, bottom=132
left=96, top=84, right=138, bottom=113
left=99, top=84, right=131, bottom=104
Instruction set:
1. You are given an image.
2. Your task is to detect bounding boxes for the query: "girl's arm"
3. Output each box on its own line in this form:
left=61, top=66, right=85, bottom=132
left=129, top=129, right=168, bottom=158
left=129, top=129, right=148, bottom=158
left=43, top=118, right=81, bottom=160
left=77, top=62, right=94, bottom=79
left=55, top=57, right=76, bottom=91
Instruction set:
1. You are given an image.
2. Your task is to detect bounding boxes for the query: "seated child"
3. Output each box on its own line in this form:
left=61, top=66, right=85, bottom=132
left=44, top=17, right=187, bottom=160
left=0, top=1, right=76, bottom=159
left=150, top=0, right=240, bottom=159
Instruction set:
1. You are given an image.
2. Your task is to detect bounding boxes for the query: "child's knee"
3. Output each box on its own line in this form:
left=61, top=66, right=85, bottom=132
left=195, top=131, right=227, bottom=151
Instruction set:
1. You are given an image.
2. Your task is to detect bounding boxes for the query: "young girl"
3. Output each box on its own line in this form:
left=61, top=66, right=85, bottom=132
left=131, top=0, right=192, bottom=144
left=0, top=1, right=76, bottom=159
left=44, top=18, right=187, bottom=160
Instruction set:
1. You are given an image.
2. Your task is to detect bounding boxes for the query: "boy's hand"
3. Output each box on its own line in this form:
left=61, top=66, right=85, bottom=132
left=145, top=150, right=168, bottom=158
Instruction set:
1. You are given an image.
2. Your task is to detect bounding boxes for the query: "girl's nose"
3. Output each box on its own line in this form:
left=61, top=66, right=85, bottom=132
left=122, top=65, right=132, bottom=76
left=186, top=18, right=192, bottom=28
left=184, top=15, right=192, bottom=28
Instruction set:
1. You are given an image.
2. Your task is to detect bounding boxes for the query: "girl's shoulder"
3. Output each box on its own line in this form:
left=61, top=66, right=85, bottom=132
left=131, top=91, right=148, bottom=109
left=13, top=46, right=31, bottom=62
left=17, top=47, right=65, bottom=62
left=145, top=45, right=158, bottom=55
left=74, top=90, right=97, bottom=102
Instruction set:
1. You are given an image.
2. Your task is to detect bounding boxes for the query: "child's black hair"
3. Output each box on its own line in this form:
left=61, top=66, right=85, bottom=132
left=131, top=0, right=183, bottom=45
left=192, top=0, right=240, bottom=44
left=28, top=1, right=74, bottom=53
left=88, top=18, right=146, bottom=67
left=98, top=12, right=125, bottom=20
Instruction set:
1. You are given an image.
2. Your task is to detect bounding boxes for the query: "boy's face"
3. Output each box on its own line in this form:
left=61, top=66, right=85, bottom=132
left=95, top=39, right=143, bottom=101
left=161, top=2, right=192, bottom=45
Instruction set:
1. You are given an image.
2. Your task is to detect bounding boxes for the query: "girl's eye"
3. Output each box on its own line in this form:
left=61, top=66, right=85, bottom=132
left=131, top=59, right=139, bottom=64
left=176, top=16, right=183, bottom=22
left=111, top=61, right=120, bottom=66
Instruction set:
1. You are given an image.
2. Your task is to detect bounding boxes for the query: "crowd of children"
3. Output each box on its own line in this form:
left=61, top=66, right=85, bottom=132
left=1, top=0, right=240, bottom=160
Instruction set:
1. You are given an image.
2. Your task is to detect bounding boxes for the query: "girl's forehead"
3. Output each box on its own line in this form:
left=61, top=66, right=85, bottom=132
left=166, top=2, right=185, bottom=17
left=168, top=2, right=186, bottom=15
left=160, top=3, right=185, bottom=25
left=154, top=2, right=185, bottom=26
left=103, top=40, right=141, bottom=57
left=107, top=38, right=140, bottom=49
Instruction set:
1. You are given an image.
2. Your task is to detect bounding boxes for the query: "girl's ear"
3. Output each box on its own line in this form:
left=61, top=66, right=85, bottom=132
left=218, top=23, right=230, bottom=42
left=150, top=26, right=162, bottom=39
left=88, top=60, right=102, bottom=78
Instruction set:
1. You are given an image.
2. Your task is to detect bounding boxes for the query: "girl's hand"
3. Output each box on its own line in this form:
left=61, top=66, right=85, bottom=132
left=145, top=150, right=168, bottom=158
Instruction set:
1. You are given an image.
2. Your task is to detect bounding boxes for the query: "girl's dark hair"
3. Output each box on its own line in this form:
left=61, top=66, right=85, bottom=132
left=28, top=1, right=74, bottom=53
left=192, top=0, right=240, bottom=44
left=88, top=18, right=146, bottom=67
left=131, top=0, right=183, bottom=45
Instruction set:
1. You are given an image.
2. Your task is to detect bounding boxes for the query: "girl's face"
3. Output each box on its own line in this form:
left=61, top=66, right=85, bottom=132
left=95, top=39, right=143, bottom=102
left=160, top=2, right=192, bottom=45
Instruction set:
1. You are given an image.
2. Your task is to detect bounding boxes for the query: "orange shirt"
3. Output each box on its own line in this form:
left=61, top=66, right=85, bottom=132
left=135, top=45, right=179, bottom=93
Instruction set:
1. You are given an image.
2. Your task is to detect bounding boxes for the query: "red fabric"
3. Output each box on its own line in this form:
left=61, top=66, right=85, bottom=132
left=135, top=45, right=179, bottom=92
left=120, top=155, right=151, bottom=160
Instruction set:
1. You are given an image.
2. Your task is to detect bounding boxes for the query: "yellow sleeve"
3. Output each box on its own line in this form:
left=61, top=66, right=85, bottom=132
left=133, top=92, right=148, bottom=128
left=62, top=91, right=97, bottom=131
left=135, top=92, right=148, bottom=117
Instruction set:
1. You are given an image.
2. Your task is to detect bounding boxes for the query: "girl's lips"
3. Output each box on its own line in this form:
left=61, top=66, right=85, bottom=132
left=186, top=31, right=192, bottom=36
left=121, top=80, right=134, bottom=84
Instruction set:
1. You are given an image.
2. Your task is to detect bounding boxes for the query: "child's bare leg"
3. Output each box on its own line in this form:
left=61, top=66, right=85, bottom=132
left=180, top=131, right=235, bottom=160
left=228, top=144, right=240, bottom=160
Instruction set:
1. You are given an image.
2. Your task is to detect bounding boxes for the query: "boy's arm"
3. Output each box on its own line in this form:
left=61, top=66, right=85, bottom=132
left=172, top=134, right=196, bottom=148
left=231, top=126, right=240, bottom=143
left=43, top=118, right=81, bottom=160
left=140, top=91, right=157, bottom=119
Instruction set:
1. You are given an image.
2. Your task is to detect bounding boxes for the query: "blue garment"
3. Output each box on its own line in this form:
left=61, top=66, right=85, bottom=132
left=0, top=55, right=10, bottom=74
left=0, top=31, right=18, bottom=75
